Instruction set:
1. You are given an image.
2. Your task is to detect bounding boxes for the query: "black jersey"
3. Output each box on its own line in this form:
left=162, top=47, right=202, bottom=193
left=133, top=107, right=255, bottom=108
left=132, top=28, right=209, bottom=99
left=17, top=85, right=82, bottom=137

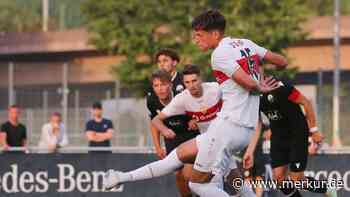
left=146, top=93, right=192, bottom=134
left=171, top=71, right=185, bottom=95
left=259, top=82, right=309, bottom=134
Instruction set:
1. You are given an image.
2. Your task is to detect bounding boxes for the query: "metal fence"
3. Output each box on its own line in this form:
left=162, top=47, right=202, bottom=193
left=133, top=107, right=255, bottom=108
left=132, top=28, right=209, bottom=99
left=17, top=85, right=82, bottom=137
left=0, top=99, right=151, bottom=148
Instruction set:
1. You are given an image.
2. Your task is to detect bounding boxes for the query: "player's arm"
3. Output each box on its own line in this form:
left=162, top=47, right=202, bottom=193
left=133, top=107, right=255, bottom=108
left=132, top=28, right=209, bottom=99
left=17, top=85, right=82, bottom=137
left=95, top=129, right=114, bottom=141
left=263, top=51, right=288, bottom=68
left=232, top=69, right=279, bottom=93
left=0, top=132, right=9, bottom=150
left=22, top=127, right=28, bottom=149
left=95, top=121, right=114, bottom=141
left=152, top=94, right=187, bottom=139
left=0, top=132, right=6, bottom=146
left=247, top=39, right=287, bottom=68
left=243, top=119, right=262, bottom=169
left=213, top=47, right=279, bottom=93
left=86, top=131, right=109, bottom=142
left=152, top=113, right=176, bottom=139
left=149, top=123, right=166, bottom=159
left=290, top=89, right=323, bottom=143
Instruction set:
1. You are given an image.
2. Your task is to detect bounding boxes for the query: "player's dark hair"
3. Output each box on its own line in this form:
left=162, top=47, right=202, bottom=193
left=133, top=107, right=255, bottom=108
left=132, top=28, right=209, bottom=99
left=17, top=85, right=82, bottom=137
left=154, top=48, right=180, bottom=63
left=150, top=69, right=172, bottom=84
left=182, top=64, right=201, bottom=76
left=191, top=10, right=226, bottom=33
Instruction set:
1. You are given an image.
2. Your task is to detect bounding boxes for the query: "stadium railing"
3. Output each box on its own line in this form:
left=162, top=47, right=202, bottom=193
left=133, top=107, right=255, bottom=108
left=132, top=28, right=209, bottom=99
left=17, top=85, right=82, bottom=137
left=2, top=146, right=350, bottom=154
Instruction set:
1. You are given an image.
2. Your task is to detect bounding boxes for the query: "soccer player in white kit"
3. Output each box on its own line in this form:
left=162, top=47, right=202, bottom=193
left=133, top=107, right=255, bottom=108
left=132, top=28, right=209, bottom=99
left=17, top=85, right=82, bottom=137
left=156, top=64, right=222, bottom=135
left=103, top=64, right=256, bottom=195
left=187, top=10, right=288, bottom=197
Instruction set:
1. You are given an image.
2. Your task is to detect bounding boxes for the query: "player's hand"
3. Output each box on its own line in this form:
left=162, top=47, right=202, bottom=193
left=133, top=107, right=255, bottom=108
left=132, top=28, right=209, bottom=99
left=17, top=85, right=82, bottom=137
left=243, top=151, right=254, bottom=169
left=258, top=76, right=280, bottom=93
left=188, top=119, right=199, bottom=131
left=263, top=129, right=272, bottom=140
left=311, top=131, right=324, bottom=144
left=155, top=148, right=166, bottom=159
left=162, top=129, right=176, bottom=139
left=3, top=144, right=10, bottom=151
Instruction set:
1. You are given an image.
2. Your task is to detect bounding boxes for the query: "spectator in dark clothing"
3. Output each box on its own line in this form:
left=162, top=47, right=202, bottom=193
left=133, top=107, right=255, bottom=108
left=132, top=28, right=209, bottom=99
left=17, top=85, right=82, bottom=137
left=0, top=105, right=27, bottom=152
left=85, top=102, right=114, bottom=153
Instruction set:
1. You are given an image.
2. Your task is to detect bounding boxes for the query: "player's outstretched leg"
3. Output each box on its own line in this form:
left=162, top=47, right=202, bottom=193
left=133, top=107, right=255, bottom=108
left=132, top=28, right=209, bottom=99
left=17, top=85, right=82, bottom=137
left=103, top=149, right=183, bottom=190
left=103, top=138, right=198, bottom=190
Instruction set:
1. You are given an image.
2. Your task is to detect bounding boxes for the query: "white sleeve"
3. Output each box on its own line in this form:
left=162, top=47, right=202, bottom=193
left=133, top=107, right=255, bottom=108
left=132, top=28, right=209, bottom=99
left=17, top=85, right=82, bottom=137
left=59, top=124, right=68, bottom=147
left=212, top=47, right=241, bottom=77
left=162, top=94, right=186, bottom=116
left=40, top=124, right=57, bottom=146
left=245, top=39, right=268, bottom=59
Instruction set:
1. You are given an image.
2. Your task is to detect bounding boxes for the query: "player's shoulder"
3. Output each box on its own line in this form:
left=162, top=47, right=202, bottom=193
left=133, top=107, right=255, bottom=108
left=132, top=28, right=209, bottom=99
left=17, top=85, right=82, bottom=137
left=212, top=37, right=244, bottom=59
left=86, top=119, right=94, bottom=126
left=146, top=91, right=158, bottom=103
left=18, top=123, right=26, bottom=129
left=1, top=121, right=9, bottom=128
left=213, top=37, right=233, bottom=54
left=278, top=80, right=295, bottom=89
left=173, top=88, right=190, bottom=100
left=203, top=82, right=219, bottom=89
left=102, top=118, right=112, bottom=124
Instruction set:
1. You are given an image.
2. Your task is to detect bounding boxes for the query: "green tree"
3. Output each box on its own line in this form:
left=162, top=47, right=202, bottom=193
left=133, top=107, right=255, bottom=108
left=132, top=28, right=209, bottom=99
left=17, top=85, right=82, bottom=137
left=0, top=0, right=41, bottom=32
left=82, top=0, right=309, bottom=96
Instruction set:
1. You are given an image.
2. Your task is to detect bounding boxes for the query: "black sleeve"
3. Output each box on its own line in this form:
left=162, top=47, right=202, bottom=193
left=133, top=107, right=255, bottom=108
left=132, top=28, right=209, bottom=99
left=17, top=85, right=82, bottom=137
left=23, top=125, right=27, bottom=139
left=85, top=121, right=93, bottom=132
left=146, top=94, right=158, bottom=120
left=279, top=81, right=296, bottom=99
left=0, top=123, right=6, bottom=133
left=107, top=120, right=114, bottom=129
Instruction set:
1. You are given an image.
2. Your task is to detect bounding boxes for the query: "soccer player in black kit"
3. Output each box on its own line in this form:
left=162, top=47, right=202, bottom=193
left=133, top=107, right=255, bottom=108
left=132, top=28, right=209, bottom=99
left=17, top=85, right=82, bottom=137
left=146, top=69, right=199, bottom=197
left=250, top=80, right=337, bottom=197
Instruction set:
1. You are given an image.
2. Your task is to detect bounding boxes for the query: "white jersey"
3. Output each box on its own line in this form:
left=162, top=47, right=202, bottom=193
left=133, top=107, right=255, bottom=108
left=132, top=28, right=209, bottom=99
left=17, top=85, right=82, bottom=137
left=211, top=37, right=267, bottom=128
left=162, top=82, right=222, bottom=133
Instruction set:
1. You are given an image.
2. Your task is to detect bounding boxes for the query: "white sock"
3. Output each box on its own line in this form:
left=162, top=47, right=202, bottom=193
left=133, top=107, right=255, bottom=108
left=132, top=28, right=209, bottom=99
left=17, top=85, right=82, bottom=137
left=119, top=149, right=183, bottom=183
left=188, top=181, right=230, bottom=197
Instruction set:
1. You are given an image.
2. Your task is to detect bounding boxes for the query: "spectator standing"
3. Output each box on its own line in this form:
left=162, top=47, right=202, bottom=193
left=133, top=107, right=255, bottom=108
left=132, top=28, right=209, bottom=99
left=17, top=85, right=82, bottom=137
left=38, top=112, right=68, bottom=153
left=85, top=102, right=114, bottom=153
left=0, top=105, right=27, bottom=153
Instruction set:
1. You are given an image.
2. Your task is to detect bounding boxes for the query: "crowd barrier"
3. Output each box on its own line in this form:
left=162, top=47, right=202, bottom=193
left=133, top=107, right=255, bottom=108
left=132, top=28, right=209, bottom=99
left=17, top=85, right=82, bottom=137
left=0, top=148, right=349, bottom=197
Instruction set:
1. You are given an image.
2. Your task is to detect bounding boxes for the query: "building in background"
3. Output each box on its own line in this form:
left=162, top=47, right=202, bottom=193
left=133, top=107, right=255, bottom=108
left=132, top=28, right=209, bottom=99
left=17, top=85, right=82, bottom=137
left=0, top=16, right=349, bottom=147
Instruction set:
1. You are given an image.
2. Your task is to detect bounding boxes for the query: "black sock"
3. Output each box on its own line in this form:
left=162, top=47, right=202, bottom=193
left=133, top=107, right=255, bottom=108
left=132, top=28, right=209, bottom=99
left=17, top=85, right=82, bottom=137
left=304, top=176, right=327, bottom=193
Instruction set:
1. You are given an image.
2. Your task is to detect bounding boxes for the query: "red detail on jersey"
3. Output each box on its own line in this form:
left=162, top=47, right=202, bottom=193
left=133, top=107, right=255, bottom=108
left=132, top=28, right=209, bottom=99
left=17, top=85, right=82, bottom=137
left=212, top=70, right=230, bottom=84
left=236, top=54, right=261, bottom=77
left=288, top=89, right=301, bottom=102
left=185, top=99, right=223, bottom=123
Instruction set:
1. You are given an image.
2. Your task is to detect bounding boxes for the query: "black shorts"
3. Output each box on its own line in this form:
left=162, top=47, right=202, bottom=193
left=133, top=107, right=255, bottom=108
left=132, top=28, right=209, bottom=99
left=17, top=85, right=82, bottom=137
left=164, top=131, right=199, bottom=154
left=270, top=130, right=308, bottom=172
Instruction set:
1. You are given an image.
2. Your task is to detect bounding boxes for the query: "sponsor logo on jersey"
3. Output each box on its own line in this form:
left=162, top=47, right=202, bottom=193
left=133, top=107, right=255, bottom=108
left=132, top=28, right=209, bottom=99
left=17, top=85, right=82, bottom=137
left=186, top=100, right=223, bottom=122
left=176, top=85, right=184, bottom=92
left=266, top=110, right=282, bottom=121
left=267, top=94, right=274, bottom=103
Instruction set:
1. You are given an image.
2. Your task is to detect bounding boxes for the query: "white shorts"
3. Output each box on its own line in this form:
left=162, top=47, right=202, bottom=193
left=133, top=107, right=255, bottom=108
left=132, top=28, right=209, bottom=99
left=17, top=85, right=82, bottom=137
left=194, top=116, right=254, bottom=175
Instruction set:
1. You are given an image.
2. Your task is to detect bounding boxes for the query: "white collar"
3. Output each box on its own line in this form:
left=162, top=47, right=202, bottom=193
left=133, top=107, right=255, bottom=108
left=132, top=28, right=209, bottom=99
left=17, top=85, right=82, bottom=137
left=171, top=71, right=178, bottom=82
